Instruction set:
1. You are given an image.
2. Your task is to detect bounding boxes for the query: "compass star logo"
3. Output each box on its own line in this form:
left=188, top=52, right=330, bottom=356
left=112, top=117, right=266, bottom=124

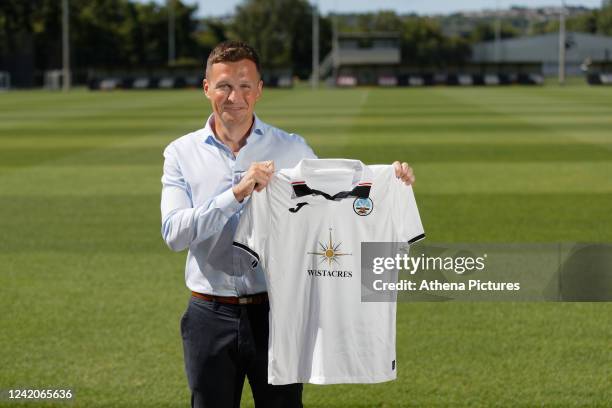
left=307, top=228, right=352, bottom=267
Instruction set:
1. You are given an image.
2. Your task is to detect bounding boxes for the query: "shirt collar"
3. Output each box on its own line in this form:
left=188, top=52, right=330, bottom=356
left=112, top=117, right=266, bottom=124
left=290, top=159, right=373, bottom=200
left=203, top=113, right=265, bottom=149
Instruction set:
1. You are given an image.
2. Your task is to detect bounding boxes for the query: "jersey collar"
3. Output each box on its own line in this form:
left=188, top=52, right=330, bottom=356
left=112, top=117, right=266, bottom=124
left=290, top=159, right=373, bottom=200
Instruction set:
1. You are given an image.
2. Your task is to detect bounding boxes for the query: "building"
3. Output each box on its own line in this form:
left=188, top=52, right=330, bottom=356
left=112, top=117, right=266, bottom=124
left=319, top=32, right=401, bottom=85
left=472, top=32, right=612, bottom=76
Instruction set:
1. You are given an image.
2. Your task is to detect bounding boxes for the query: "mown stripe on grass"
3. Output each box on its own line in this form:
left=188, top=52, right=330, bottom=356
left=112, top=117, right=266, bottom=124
left=414, top=162, right=612, bottom=194
left=3, top=142, right=612, bottom=170
left=3, top=130, right=610, bottom=150
left=1, top=193, right=611, bottom=255
left=315, top=142, right=612, bottom=164
left=417, top=192, right=612, bottom=242
left=0, top=161, right=610, bottom=196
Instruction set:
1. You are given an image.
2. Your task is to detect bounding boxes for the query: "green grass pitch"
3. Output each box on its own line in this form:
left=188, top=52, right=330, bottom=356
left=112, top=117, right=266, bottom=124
left=1, top=85, right=611, bottom=407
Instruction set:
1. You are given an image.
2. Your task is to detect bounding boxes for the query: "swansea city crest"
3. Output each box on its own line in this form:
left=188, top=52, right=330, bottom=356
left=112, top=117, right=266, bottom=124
left=353, top=197, right=373, bottom=216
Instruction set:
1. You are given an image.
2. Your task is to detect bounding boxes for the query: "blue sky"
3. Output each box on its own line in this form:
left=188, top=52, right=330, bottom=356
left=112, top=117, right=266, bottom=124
left=156, top=0, right=605, bottom=17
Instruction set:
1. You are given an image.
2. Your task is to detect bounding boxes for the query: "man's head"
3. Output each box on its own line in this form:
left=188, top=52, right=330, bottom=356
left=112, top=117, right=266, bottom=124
left=204, top=41, right=263, bottom=131
left=205, top=40, right=261, bottom=79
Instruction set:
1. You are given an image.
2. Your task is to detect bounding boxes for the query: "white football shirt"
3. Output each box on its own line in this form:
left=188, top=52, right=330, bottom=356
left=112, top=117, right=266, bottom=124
left=233, top=159, right=425, bottom=385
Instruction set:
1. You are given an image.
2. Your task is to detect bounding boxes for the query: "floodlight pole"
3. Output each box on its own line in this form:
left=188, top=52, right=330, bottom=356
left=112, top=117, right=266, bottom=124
left=168, top=0, right=176, bottom=65
left=62, top=0, right=71, bottom=91
left=494, top=0, right=501, bottom=63
left=332, top=13, right=338, bottom=85
left=312, top=1, right=320, bottom=89
left=559, top=1, right=566, bottom=85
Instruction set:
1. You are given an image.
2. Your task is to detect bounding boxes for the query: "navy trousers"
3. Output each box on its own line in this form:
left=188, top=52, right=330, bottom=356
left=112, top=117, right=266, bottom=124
left=181, top=296, right=303, bottom=408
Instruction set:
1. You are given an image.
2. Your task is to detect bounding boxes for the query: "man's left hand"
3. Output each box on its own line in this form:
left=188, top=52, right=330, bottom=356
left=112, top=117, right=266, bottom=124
left=393, top=161, right=415, bottom=186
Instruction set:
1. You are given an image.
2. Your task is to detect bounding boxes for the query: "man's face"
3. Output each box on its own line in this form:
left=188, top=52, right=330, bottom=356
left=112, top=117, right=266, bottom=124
left=203, top=59, right=263, bottom=129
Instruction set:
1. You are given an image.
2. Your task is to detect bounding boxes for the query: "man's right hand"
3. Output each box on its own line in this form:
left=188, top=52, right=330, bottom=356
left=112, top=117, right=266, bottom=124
left=232, top=160, right=275, bottom=203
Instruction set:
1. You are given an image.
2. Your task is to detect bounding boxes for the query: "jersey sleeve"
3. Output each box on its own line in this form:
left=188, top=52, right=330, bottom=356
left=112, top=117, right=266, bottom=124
left=233, top=186, right=271, bottom=268
left=392, top=177, right=425, bottom=244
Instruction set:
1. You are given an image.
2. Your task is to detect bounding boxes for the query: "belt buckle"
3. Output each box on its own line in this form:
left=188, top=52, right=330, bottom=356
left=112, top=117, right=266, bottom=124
left=238, top=297, right=250, bottom=305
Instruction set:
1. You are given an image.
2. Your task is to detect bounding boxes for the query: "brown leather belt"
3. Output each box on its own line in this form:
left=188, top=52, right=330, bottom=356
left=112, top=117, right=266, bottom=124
left=191, top=291, right=268, bottom=305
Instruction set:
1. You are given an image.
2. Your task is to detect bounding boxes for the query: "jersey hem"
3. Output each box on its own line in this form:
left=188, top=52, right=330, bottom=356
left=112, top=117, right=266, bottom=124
left=268, top=373, right=397, bottom=385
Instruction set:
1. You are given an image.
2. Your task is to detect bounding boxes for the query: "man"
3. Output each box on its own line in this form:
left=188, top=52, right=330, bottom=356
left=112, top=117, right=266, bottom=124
left=160, top=41, right=415, bottom=408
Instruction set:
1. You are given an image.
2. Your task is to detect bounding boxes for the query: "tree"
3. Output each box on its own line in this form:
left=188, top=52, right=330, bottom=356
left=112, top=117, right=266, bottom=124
left=598, top=5, right=612, bottom=35
left=195, top=19, right=229, bottom=63
left=70, top=0, right=132, bottom=68
left=371, top=11, right=403, bottom=32
left=469, top=21, right=519, bottom=43
left=567, top=10, right=598, bottom=34
left=350, top=11, right=403, bottom=33
left=400, top=17, right=472, bottom=67
left=231, top=0, right=319, bottom=78
left=69, top=0, right=198, bottom=68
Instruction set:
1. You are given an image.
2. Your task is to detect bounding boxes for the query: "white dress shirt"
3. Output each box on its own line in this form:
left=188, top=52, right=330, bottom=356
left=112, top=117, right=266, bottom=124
left=161, top=114, right=316, bottom=296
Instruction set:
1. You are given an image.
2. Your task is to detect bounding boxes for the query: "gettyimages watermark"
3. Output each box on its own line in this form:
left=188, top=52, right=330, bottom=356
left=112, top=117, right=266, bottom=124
left=361, top=243, right=612, bottom=302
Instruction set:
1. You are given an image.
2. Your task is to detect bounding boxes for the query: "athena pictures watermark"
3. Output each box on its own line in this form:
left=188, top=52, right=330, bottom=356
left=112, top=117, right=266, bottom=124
left=361, top=243, right=612, bottom=302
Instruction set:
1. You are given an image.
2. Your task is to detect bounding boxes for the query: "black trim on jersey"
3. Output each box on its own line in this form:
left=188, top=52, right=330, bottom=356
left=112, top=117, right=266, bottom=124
left=408, top=233, right=426, bottom=244
left=232, top=241, right=260, bottom=262
left=292, top=184, right=371, bottom=201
